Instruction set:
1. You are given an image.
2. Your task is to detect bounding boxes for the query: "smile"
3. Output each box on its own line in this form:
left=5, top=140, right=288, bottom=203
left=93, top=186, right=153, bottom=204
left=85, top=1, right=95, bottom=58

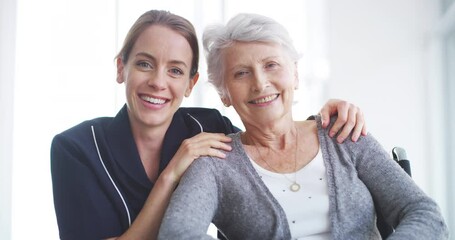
left=249, top=94, right=279, bottom=104
left=140, top=95, right=167, bottom=104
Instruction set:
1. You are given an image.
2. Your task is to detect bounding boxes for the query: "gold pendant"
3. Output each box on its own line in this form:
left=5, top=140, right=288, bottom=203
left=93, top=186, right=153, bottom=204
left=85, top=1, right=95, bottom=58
left=290, top=182, right=300, bottom=192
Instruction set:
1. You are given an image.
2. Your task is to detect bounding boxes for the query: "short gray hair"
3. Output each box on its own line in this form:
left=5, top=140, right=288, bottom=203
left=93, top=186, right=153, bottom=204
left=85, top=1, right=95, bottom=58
left=203, top=13, right=300, bottom=98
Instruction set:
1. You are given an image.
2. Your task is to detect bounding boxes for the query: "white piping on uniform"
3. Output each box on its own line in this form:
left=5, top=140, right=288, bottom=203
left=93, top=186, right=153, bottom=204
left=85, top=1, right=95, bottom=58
left=187, top=113, right=204, bottom=132
left=91, top=125, right=132, bottom=226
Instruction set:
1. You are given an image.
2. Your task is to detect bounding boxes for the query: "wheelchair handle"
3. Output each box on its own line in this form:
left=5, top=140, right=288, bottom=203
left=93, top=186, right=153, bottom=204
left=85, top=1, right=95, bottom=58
left=392, top=147, right=412, bottom=177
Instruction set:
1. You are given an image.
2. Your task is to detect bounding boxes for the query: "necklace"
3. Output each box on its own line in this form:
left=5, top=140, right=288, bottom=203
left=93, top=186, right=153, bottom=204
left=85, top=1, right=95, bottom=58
left=247, top=130, right=300, bottom=192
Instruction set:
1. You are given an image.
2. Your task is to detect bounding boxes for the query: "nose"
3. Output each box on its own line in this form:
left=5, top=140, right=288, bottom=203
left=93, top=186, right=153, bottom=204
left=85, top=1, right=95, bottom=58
left=251, top=71, right=269, bottom=92
left=147, top=70, right=166, bottom=90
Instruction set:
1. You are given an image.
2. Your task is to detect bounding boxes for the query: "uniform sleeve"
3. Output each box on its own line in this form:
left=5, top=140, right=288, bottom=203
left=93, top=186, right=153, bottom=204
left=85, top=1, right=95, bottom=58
left=223, top=115, right=242, bottom=133
left=51, top=134, right=124, bottom=240
left=351, top=134, right=449, bottom=240
left=158, top=157, right=219, bottom=240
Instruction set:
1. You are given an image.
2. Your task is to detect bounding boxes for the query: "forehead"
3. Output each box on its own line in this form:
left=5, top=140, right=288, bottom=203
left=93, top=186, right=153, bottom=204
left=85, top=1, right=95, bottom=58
left=222, top=41, right=287, bottom=65
left=131, top=25, right=192, bottom=64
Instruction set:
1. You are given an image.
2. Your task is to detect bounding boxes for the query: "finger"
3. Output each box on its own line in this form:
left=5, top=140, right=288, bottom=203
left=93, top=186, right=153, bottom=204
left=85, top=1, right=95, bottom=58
left=206, top=148, right=228, bottom=159
left=328, top=104, right=350, bottom=137
left=191, top=133, right=232, bottom=150
left=319, top=99, right=340, bottom=128
left=361, top=121, right=368, bottom=136
left=194, top=132, right=232, bottom=143
left=182, top=144, right=229, bottom=161
left=181, top=137, right=232, bottom=158
left=168, top=136, right=232, bottom=182
left=350, top=112, right=364, bottom=142
left=336, top=107, right=357, bottom=143
left=319, top=106, right=330, bottom=128
left=207, top=140, right=233, bottom=152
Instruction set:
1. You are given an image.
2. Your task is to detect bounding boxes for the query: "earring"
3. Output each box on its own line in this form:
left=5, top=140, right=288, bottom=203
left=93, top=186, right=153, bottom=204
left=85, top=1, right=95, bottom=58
left=223, top=103, right=229, bottom=107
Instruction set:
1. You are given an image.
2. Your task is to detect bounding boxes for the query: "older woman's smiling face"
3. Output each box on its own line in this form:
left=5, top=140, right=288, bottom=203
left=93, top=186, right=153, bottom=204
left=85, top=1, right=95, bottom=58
left=222, top=41, right=299, bottom=129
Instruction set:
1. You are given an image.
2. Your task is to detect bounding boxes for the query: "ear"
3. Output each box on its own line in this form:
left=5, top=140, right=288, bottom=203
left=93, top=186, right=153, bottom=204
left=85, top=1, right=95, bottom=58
left=184, top=72, right=199, bottom=97
left=221, top=94, right=232, bottom=107
left=116, top=58, right=125, bottom=84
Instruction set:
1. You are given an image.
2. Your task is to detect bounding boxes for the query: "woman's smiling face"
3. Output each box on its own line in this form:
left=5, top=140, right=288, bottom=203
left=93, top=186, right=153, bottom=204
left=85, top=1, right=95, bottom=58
left=117, top=25, right=198, bottom=129
left=221, top=41, right=298, bottom=128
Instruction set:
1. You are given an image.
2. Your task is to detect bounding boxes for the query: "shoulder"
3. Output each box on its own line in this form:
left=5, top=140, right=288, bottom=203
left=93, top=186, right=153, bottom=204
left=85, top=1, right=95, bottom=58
left=313, top=114, right=386, bottom=164
left=179, top=156, right=222, bottom=190
left=177, top=107, right=223, bottom=123
left=52, top=116, right=113, bottom=145
left=50, top=117, right=116, bottom=170
left=178, top=107, right=221, bottom=115
left=189, top=132, right=246, bottom=174
left=310, top=114, right=373, bottom=147
left=177, top=107, right=237, bottom=134
left=53, top=105, right=128, bottom=144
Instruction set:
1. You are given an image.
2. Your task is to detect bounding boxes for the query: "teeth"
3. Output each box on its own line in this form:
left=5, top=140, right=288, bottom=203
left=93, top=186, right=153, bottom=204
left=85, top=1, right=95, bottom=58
left=251, top=94, right=278, bottom=104
left=141, top=96, right=166, bottom=104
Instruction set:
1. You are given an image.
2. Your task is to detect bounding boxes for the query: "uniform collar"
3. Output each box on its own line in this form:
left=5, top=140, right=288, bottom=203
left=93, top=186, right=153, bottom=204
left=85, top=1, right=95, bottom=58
left=105, top=105, right=194, bottom=187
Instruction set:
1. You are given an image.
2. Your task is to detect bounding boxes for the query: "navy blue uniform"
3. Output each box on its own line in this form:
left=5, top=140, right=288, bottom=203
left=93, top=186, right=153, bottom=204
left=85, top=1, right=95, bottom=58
left=51, top=105, right=238, bottom=239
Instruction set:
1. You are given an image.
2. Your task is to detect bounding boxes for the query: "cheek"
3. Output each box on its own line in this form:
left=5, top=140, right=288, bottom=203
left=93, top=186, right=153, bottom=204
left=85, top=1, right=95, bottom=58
left=277, top=71, right=295, bottom=88
left=124, top=83, right=135, bottom=101
left=229, top=88, right=249, bottom=105
left=123, top=73, right=143, bottom=96
left=170, top=80, right=190, bottom=96
left=123, top=75, right=136, bottom=90
left=224, top=81, right=238, bottom=96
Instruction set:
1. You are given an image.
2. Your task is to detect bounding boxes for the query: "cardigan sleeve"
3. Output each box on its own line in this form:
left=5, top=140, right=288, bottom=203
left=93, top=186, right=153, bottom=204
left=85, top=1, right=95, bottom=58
left=349, top=134, right=449, bottom=240
left=158, top=157, right=219, bottom=240
left=51, top=133, right=124, bottom=240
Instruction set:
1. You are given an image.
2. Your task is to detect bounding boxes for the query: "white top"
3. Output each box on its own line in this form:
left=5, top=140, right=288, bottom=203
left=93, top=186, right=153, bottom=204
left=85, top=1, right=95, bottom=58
left=249, top=149, right=331, bottom=240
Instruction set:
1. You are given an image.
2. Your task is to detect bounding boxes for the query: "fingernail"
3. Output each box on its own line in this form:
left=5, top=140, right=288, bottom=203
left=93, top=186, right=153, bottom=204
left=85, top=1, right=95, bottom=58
left=329, top=131, right=335, bottom=137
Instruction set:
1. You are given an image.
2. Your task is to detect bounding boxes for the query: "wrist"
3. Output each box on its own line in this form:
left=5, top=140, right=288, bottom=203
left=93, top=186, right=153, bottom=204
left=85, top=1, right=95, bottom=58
left=157, top=169, right=179, bottom=189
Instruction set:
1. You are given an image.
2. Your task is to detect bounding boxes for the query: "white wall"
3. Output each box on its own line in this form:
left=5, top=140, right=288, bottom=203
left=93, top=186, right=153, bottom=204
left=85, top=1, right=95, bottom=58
left=11, top=1, right=118, bottom=239
left=326, top=0, right=448, bottom=217
left=0, top=0, right=16, bottom=239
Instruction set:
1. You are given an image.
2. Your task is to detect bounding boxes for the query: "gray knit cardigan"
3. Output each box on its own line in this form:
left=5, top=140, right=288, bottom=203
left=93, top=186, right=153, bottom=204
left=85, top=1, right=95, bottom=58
left=158, top=116, right=448, bottom=240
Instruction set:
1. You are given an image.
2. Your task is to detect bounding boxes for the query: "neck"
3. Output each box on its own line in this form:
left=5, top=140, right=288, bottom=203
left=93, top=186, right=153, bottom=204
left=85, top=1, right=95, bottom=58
left=243, top=122, right=300, bottom=177
left=128, top=112, right=172, bottom=182
left=243, top=122, right=298, bottom=150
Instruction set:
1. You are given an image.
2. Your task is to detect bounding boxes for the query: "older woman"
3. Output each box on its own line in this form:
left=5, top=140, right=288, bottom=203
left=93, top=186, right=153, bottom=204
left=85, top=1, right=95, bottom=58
left=158, top=13, right=448, bottom=239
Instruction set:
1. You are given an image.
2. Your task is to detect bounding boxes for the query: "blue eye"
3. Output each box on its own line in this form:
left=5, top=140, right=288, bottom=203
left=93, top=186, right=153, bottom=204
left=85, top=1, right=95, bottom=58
left=137, top=61, right=152, bottom=69
left=170, top=68, right=184, bottom=75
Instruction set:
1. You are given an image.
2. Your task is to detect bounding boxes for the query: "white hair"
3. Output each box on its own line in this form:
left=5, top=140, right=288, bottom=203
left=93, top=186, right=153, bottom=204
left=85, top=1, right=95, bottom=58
left=203, top=13, right=300, bottom=98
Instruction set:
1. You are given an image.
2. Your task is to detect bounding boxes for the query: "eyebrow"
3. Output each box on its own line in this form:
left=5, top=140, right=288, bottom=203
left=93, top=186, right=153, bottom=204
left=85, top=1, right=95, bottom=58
left=228, top=56, right=281, bottom=72
left=228, top=64, right=249, bottom=72
left=135, top=52, right=189, bottom=68
left=261, top=56, right=280, bottom=62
